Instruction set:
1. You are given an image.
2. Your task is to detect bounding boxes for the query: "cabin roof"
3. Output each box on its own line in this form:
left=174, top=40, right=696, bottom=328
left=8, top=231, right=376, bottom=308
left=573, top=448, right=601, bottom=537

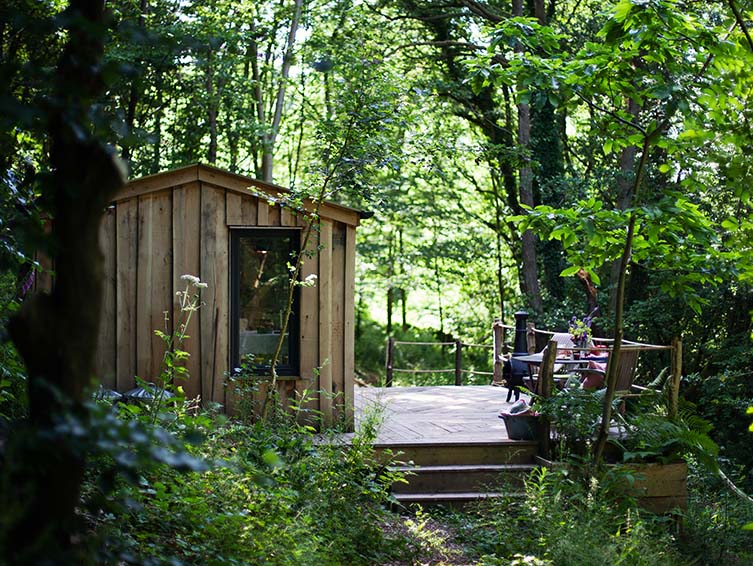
left=114, top=163, right=368, bottom=227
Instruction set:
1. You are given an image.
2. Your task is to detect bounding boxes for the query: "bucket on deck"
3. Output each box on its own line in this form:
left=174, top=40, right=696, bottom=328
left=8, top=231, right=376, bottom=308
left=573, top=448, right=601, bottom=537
left=500, top=413, right=539, bottom=440
left=499, top=400, right=539, bottom=440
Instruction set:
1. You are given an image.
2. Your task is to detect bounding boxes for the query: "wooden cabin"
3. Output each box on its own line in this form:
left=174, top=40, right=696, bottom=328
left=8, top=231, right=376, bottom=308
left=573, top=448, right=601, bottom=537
left=93, top=163, right=364, bottom=426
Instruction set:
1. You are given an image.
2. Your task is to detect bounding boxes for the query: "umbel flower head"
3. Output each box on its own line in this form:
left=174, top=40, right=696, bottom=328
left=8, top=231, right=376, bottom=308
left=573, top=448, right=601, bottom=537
left=181, top=274, right=208, bottom=289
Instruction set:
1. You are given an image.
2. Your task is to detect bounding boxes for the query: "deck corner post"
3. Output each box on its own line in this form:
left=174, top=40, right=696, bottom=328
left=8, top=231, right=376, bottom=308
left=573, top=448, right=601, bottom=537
left=493, top=321, right=504, bottom=384
left=537, top=340, right=557, bottom=458
left=669, top=337, right=682, bottom=420
left=455, top=339, right=463, bottom=386
left=526, top=322, right=536, bottom=354
left=385, top=337, right=395, bottom=387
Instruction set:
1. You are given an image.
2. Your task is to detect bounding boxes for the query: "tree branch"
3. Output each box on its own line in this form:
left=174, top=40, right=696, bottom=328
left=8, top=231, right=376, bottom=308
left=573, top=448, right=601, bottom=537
left=460, top=0, right=504, bottom=23
left=727, top=0, right=753, bottom=54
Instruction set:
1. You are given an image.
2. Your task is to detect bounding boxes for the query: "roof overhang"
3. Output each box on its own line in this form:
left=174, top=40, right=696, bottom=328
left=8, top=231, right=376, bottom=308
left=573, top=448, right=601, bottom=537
left=115, top=163, right=370, bottom=227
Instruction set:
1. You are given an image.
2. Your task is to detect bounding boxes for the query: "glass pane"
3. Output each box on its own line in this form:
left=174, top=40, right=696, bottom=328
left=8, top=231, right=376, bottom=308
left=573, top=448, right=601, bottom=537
left=237, top=233, right=293, bottom=368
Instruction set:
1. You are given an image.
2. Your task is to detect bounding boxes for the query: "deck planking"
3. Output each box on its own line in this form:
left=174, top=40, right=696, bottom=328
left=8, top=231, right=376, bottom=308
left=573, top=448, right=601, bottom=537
left=355, top=385, right=529, bottom=445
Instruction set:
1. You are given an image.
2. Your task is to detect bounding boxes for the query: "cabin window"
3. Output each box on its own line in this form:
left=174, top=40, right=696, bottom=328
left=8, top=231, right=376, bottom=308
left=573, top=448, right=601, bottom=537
left=230, top=229, right=300, bottom=375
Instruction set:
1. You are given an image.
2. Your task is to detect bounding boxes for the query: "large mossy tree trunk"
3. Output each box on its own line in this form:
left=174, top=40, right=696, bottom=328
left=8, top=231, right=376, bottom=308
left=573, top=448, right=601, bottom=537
left=2, top=1, right=126, bottom=561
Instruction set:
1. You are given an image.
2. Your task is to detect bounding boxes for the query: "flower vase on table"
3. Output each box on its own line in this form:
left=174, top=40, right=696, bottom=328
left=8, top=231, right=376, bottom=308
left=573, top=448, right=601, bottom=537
left=573, top=336, right=589, bottom=359
left=569, top=308, right=598, bottom=359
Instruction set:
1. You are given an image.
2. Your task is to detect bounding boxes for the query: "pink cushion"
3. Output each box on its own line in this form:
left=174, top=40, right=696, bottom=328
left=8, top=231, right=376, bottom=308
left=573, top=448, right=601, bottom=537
left=581, top=359, right=607, bottom=390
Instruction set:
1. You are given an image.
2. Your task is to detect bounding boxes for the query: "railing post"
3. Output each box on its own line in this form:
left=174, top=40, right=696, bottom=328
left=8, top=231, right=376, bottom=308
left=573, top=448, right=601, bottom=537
left=455, top=339, right=463, bottom=386
left=537, top=340, right=557, bottom=458
left=669, top=337, right=682, bottom=420
left=493, top=320, right=504, bottom=384
left=526, top=322, right=536, bottom=354
left=385, top=337, right=394, bottom=387
left=514, top=311, right=529, bottom=355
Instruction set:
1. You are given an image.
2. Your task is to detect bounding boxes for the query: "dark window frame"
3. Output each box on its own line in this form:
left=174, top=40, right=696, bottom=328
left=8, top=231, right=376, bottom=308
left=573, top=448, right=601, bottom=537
left=230, top=228, right=301, bottom=376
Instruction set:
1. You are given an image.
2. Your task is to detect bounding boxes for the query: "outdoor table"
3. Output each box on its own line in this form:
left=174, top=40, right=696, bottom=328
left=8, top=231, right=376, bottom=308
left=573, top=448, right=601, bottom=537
left=511, top=353, right=609, bottom=393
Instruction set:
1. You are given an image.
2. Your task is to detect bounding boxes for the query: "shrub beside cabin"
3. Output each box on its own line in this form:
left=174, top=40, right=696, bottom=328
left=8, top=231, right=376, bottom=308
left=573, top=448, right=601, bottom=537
left=73, top=163, right=361, bottom=426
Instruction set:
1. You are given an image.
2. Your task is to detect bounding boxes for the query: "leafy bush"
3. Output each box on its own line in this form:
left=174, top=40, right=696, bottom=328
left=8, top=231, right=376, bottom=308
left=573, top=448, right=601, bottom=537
left=448, top=467, right=685, bottom=566
left=93, top=404, right=413, bottom=565
left=683, top=371, right=753, bottom=489
left=680, top=460, right=753, bottom=565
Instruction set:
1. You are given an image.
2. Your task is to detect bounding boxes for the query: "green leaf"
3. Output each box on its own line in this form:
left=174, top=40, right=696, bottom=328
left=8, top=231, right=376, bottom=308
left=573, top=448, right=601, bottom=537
left=560, top=265, right=581, bottom=277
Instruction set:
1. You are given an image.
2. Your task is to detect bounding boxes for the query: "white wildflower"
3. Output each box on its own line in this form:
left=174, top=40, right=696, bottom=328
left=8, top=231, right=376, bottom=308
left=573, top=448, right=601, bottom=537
left=181, top=274, right=200, bottom=285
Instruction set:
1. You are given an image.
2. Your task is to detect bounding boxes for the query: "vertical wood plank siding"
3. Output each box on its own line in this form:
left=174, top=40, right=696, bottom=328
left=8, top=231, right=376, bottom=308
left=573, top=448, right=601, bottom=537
left=199, top=184, right=228, bottom=406
left=331, top=223, right=346, bottom=421
left=257, top=198, right=270, bottom=225
left=343, top=225, right=356, bottom=423
left=318, top=219, right=334, bottom=427
left=95, top=165, right=359, bottom=427
left=136, top=191, right=173, bottom=382
left=115, top=198, right=138, bottom=390
left=172, top=182, right=202, bottom=400
left=96, top=207, right=117, bottom=388
left=298, top=219, right=320, bottom=418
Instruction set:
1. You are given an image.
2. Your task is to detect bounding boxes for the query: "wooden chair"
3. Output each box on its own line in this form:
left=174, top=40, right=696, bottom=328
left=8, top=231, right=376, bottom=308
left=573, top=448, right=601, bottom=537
left=574, top=348, right=639, bottom=393
left=526, top=333, right=577, bottom=393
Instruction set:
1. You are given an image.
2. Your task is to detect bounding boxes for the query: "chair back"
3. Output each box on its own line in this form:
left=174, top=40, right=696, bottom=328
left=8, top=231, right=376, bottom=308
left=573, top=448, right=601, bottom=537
left=550, top=332, right=575, bottom=351
left=614, top=349, right=639, bottom=392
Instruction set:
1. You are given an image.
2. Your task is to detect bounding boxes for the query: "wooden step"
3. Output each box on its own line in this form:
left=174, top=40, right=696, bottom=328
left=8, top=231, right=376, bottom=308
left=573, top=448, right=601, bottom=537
left=392, top=491, right=524, bottom=508
left=375, top=440, right=538, bottom=467
left=391, top=463, right=535, bottom=493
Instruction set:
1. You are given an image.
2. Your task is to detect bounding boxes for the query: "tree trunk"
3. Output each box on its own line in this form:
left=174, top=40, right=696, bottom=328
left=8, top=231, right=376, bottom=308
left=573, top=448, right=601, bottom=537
left=259, top=0, right=304, bottom=182
left=121, top=0, right=148, bottom=164
left=594, top=138, right=651, bottom=465
left=386, top=230, right=395, bottom=336
left=608, top=97, right=641, bottom=315
left=514, top=0, right=543, bottom=314
left=151, top=78, right=163, bottom=174
left=206, top=47, right=217, bottom=164
left=4, top=0, right=127, bottom=559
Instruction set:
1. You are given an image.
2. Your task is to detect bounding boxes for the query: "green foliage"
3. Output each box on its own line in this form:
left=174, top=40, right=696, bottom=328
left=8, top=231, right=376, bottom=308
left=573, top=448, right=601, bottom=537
left=450, top=467, right=684, bottom=565
left=516, top=193, right=724, bottom=314
left=536, top=381, right=609, bottom=462
left=94, top=408, right=412, bottom=565
left=681, top=460, right=753, bottom=564
left=437, top=458, right=753, bottom=565
left=0, top=272, right=27, bottom=421
left=617, top=408, right=718, bottom=470
left=684, top=371, right=753, bottom=489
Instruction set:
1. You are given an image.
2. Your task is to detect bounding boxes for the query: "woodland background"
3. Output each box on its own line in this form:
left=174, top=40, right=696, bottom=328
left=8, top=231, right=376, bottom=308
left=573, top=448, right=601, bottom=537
left=2, top=0, right=753, bottom=563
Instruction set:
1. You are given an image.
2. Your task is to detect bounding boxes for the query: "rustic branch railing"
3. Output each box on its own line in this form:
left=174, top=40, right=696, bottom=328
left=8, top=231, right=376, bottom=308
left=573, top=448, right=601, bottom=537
left=384, top=337, right=498, bottom=387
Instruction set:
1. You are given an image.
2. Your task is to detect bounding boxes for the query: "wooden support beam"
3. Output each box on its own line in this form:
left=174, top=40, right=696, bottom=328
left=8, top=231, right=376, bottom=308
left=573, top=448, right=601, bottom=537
left=386, top=337, right=395, bottom=387
left=537, top=340, right=557, bottom=458
left=455, top=340, right=463, bottom=386
left=669, top=337, right=682, bottom=420
left=492, top=321, right=504, bottom=384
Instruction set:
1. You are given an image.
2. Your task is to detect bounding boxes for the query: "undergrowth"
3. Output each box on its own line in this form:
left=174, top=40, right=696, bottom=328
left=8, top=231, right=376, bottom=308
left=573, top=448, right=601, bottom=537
left=89, top=402, right=414, bottom=565
left=425, top=461, right=753, bottom=566
left=449, top=466, right=684, bottom=566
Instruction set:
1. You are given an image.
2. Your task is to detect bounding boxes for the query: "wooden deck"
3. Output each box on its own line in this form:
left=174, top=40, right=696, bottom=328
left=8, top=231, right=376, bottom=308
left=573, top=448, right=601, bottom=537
left=354, top=384, right=529, bottom=445
left=351, top=385, right=537, bottom=504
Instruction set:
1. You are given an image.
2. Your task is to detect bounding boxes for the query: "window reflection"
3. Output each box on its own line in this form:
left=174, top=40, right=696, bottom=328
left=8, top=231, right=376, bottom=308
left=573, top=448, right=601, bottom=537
left=236, top=231, right=297, bottom=371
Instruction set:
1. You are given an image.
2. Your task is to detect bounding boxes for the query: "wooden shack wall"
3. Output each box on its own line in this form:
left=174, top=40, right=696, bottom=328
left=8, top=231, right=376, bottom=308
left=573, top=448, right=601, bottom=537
left=95, top=178, right=356, bottom=426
